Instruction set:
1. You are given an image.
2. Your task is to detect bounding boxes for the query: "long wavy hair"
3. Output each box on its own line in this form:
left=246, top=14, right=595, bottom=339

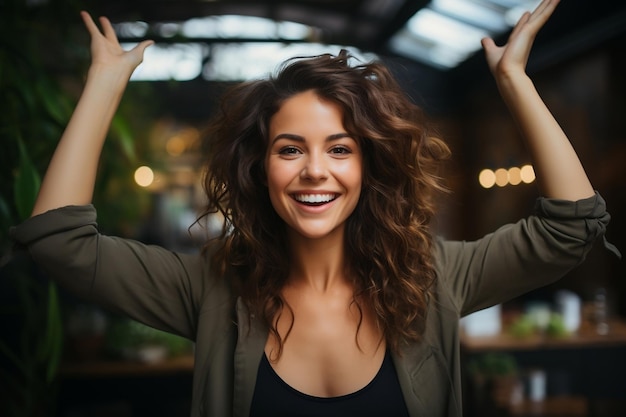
left=200, top=50, right=450, bottom=355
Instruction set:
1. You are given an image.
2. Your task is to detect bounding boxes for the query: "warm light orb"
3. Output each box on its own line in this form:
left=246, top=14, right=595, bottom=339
left=479, top=164, right=534, bottom=188
left=166, top=135, right=186, bottom=156
left=134, top=166, right=154, bottom=187
left=478, top=169, right=496, bottom=189
left=508, top=166, right=522, bottom=185
left=494, top=168, right=508, bottom=187
left=520, top=164, right=536, bottom=184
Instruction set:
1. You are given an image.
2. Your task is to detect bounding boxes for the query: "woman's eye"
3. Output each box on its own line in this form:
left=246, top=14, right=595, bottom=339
left=278, top=146, right=301, bottom=155
left=330, top=146, right=351, bottom=155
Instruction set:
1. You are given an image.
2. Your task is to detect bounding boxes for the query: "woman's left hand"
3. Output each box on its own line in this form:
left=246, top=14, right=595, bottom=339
left=481, top=0, right=560, bottom=79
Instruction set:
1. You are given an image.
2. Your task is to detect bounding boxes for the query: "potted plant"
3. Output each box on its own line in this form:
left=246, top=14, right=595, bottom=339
left=467, top=352, right=522, bottom=412
left=1, top=0, right=156, bottom=414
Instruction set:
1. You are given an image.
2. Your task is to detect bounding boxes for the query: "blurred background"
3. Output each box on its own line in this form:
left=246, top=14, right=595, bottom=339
left=1, top=0, right=625, bottom=416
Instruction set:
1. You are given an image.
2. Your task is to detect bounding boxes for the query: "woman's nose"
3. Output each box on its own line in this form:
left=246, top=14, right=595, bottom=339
left=301, top=153, right=328, bottom=181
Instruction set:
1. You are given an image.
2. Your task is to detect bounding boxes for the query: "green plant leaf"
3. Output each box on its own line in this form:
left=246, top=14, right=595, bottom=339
left=14, top=138, right=41, bottom=221
left=34, top=281, right=63, bottom=384
left=0, top=340, right=27, bottom=378
left=38, top=79, right=69, bottom=126
left=111, top=114, right=136, bottom=161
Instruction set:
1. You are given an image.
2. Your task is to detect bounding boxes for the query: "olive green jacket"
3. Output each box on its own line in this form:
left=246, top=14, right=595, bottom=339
left=10, top=193, right=611, bottom=417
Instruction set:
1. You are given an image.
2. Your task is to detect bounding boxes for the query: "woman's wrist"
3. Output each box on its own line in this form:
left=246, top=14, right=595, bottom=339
left=86, top=63, right=134, bottom=89
left=495, top=70, right=534, bottom=105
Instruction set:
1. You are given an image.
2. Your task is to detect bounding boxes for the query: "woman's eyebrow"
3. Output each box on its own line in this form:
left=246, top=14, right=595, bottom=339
left=271, top=132, right=351, bottom=144
left=327, top=133, right=351, bottom=141
left=272, top=133, right=304, bottom=144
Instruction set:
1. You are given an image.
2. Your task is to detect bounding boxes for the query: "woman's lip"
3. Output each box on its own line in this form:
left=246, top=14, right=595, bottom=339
left=291, top=192, right=339, bottom=204
left=290, top=193, right=340, bottom=211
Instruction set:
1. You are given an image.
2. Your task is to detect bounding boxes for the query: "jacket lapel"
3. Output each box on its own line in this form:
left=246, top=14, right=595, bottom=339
left=233, top=297, right=267, bottom=417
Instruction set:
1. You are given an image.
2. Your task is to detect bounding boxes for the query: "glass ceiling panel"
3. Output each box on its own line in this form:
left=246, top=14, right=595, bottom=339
left=126, top=42, right=377, bottom=82
left=125, top=43, right=208, bottom=81
left=118, top=15, right=376, bottom=82
left=117, top=1, right=546, bottom=75
left=388, top=0, right=542, bottom=69
left=180, top=15, right=313, bottom=40
left=430, top=0, right=509, bottom=32
left=203, top=43, right=377, bottom=81
left=115, top=15, right=314, bottom=41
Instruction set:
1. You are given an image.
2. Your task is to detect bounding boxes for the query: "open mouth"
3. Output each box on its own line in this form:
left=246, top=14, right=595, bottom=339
left=292, top=193, right=338, bottom=206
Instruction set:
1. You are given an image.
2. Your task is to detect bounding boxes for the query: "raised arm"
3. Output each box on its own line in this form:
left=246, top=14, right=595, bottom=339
left=481, top=0, right=594, bottom=201
left=31, top=12, right=153, bottom=216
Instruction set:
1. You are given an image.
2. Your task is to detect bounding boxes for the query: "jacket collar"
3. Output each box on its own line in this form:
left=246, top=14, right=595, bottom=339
left=232, top=296, right=444, bottom=417
left=233, top=297, right=267, bottom=417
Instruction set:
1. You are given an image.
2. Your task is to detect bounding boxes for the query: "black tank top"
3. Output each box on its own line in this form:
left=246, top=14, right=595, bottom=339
left=249, top=349, right=410, bottom=417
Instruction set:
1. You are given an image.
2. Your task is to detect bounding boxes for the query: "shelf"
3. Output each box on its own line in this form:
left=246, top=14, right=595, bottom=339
left=461, top=319, right=626, bottom=353
left=59, top=354, right=194, bottom=378
left=507, top=396, right=587, bottom=417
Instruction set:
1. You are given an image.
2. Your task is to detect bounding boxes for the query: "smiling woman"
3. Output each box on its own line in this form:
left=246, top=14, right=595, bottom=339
left=8, top=1, right=615, bottom=416
left=265, top=91, right=363, bottom=242
left=202, top=51, right=450, bottom=375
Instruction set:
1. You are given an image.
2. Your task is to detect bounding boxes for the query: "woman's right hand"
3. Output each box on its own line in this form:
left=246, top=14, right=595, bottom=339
left=80, top=11, right=153, bottom=76
left=31, top=13, right=153, bottom=217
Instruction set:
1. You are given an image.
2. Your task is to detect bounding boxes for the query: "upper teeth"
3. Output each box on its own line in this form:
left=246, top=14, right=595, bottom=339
left=294, top=194, right=336, bottom=203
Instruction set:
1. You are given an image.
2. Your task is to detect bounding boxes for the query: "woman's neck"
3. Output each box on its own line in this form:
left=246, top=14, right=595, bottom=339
left=286, top=227, right=350, bottom=292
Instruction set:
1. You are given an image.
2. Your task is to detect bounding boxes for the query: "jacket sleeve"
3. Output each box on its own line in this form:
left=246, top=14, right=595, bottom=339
left=9, top=204, right=211, bottom=340
left=435, top=192, right=614, bottom=317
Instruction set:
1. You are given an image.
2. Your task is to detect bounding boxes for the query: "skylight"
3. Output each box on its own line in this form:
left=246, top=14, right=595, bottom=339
left=202, top=43, right=376, bottom=81
left=388, top=0, right=541, bottom=69
left=116, top=15, right=377, bottom=82
left=180, top=15, right=313, bottom=40
left=115, top=1, right=546, bottom=75
left=125, top=43, right=207, bottom=81
left=126, top=41, right=376, bottom=82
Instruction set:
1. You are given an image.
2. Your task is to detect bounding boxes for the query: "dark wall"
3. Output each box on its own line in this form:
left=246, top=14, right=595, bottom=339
left=435, top=33, right=626, bottom=316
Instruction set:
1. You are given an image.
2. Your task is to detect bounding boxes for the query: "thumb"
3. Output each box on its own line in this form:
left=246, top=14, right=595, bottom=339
left=481, top=37, right=496, bottom=52
left=134, top=40, right=154, bottom=56
left=128, top=40, right=154, bottom=65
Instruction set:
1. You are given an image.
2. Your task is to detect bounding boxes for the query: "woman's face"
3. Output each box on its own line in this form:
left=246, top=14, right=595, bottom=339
left=265, top=90, right=362, bottom=241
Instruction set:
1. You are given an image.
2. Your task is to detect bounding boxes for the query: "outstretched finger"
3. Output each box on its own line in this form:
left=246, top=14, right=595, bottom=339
left=99, top=16, right=118, bottom=41
left=530, top=0, right=551, bottom=16
left=80, top=11, right=102, bottom=37
left=526, top=0, right=559, bottom=29
left=530, top=0, right=559, bottom=20
left=509, top=11, right=531, bottom=39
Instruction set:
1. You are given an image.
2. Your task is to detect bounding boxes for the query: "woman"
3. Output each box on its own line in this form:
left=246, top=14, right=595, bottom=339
left=11, top=0, right=611, bottom=415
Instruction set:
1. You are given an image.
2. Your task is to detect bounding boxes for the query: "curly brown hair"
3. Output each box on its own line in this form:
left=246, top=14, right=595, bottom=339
left=200, top=50, right=450, bottom=355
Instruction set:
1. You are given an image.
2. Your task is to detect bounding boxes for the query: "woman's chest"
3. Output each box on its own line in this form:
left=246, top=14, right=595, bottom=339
left=266, top=292, right=384, bottom=397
